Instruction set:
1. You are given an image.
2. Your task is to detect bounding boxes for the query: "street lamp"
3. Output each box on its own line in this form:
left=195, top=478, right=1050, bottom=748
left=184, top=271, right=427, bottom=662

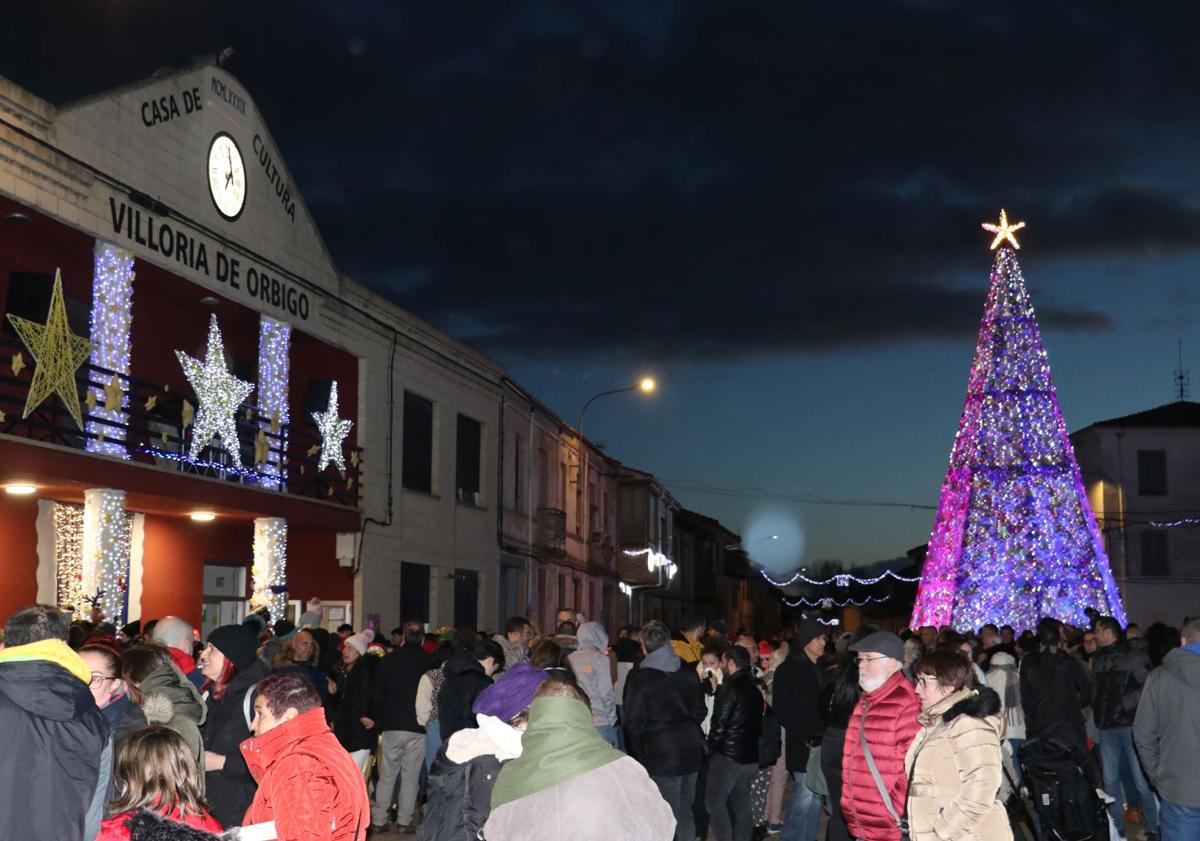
left=576, top=375, right=659, bottom=564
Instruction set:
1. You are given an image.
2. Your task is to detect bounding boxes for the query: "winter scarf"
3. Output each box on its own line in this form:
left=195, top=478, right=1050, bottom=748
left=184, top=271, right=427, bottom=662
left=489, top=696, right=624, bottom=808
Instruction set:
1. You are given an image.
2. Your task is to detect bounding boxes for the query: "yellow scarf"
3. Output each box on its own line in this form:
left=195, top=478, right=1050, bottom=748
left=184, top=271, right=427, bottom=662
left=0, top=638, right=91, bottom=684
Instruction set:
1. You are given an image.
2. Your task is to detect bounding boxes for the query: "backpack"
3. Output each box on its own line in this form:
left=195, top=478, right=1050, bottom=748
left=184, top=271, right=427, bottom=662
left=1018, top=737, right=1107, bottom=841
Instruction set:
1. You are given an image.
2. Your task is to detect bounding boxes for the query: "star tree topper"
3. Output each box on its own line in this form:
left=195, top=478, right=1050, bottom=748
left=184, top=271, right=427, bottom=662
left=6, top=269, right=94, bottom=428
left=312, top=380, right=353, bottom=473
left=982, top=208, right=1026, bottom=250
left=176, top=315, right=255, bottom=469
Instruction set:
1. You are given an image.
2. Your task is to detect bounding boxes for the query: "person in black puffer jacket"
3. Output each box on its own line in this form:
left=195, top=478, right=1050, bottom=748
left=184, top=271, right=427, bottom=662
left=1091, top=617, right=1158, bottom=840
left=198, top=624, right=270, bottom=829
left=705, top=645, right=763, bottom=841
left=1019, top=618, right=1094, bottom=763
left=438, top=640, right=503, bottom=743
left=623, top=620, right=707, bottom=841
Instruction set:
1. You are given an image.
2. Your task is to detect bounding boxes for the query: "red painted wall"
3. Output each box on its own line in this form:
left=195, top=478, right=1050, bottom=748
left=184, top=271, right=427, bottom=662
left=0, top=495, right=41, bottom=624
left=287, top=529, right=352, bottom=603
left=139, top=515, right=252, bottom=627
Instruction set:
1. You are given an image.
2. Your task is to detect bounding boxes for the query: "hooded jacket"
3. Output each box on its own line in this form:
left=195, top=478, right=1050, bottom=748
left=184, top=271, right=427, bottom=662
left=1091, top=640, right=1151, bottom=729
left=1134, top=645, right=1200, bottom=808
left=1019, top=647, right=1091, bottom=752
left=0, top=638, right=110, bottom=841
left=492, top=633, right=530, bottom=668
left=241, top=706, right=371, bottom=841
left=439, top=649, right=494, bottom=742
left=141, top=659, right=208, bottom=774
left=200, top=657, right=270, bottom=829
left=484, top=697, right=675, bottom=841
left=905, top=687, right=1012, bottom=841
left=842, top=669, right=922, bottom=841
left=622, top=644, right=707, bottom=777
left=568, top=622, right=617, bottom=727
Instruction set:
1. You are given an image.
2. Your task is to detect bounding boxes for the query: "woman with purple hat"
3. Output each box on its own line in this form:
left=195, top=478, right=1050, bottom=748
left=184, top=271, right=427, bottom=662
left=418, top=663, right=550, bottom=841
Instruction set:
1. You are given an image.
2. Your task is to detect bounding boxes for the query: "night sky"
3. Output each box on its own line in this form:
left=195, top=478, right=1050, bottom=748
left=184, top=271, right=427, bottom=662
left=4, top=3, right=1199, bottom=574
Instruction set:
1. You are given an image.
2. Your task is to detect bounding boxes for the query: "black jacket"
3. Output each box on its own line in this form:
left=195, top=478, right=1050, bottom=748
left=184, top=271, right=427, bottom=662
left=371, top=642, right=431, bottom=733
left=418, top=742, right=503, bottom=841
left=1020, top=648, right=1092, bottom=751
left=438, top=650, right=492, bottom=742
left=0, top=656, right=109, bottom=841
left=771, top=649, right=825, bottom=771
left=622, top=652, right=707, bottom=777
left=707, top=668, right=763, bottom=764
left=334, top=655, right=378, bottom=752
left=200, top=657, right=269, bottom=829
left=1091, top=641, right=1151, bottom=729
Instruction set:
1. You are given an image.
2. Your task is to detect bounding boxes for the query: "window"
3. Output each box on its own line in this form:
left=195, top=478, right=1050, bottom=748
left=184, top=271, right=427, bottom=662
left=513, top=434, right=523, bottom=511
left=454, top=569, right=479, bottom=629
left=455, top=414, right=482, bottom=504
left=1137, top=450, right=1167, bottom=496
left=402, top=391, right=434, bottom=493
left=1141, top=530, right=1168, bottom=576
left=400, top=562, right=430, bottom=624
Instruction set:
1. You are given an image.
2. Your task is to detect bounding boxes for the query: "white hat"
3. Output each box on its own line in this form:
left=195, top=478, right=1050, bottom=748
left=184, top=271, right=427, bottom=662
left=346, top=631, right=370, bottom=656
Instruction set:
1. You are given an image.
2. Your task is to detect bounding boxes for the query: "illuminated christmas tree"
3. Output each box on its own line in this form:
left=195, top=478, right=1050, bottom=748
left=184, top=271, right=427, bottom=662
left=911, top=211, right=1126, bottom=631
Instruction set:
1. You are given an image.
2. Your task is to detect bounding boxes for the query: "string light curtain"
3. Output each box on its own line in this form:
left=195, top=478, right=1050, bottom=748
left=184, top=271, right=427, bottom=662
left=53, top=503, right=85, bottom=615
left=911, top=223, right=1125, bottom=631
left=86, top=242, right=135, bottom=458
left=251, top=517, right=288, bottom=621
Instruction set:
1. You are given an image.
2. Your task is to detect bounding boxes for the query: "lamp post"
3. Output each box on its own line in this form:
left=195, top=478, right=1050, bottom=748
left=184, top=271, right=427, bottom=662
left=576, top=377, right=657, bottom=612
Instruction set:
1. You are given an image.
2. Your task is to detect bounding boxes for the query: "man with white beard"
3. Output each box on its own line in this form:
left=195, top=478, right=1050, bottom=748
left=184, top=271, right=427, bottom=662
left=841, top=631, right=921, bottom=841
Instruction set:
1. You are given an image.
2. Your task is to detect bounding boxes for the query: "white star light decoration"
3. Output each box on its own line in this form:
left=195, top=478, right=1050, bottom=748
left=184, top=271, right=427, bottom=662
left=312, top=380, right=353, bottom=473
left=982, top=208, right=1026, bottom=250
left=176, top=315, right=255, bottom=469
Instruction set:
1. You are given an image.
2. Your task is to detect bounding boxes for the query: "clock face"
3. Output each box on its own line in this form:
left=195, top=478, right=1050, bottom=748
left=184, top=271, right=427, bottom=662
left=207, top=133, right=247, bottom=220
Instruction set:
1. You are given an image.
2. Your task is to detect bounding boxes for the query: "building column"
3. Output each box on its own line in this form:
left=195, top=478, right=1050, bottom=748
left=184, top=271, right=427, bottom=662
left=86, top=242, right=135, bottom=458
left=252, top=517, right=288, bottom=621
left=82, top=488, right=130, bottom=625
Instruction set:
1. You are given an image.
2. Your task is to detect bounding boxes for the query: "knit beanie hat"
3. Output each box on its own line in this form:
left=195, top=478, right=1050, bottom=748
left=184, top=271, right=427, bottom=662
left=207, top=624, right=259, bottom=672
left=345, top=630, right=372, bottom=657
left=273, top=619, right=297, bottom=640
left=472, top=663, right=549, bottom=723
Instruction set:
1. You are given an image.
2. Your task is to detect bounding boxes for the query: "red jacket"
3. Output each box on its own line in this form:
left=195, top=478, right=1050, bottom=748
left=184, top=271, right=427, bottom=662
left=241, top=707, right=371, bottom=841
left=841, top=670, right=921, bottom=841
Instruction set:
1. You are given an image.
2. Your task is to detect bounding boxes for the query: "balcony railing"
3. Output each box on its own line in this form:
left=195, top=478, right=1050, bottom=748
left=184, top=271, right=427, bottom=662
left=0, top=332, right=363, bottom=508
left=536, top=507, right=566, bottom=558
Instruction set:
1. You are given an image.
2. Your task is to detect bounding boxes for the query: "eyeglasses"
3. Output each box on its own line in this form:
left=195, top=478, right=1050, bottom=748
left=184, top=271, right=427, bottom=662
left=89, top=674, right=115, bottom=686
left=856, top=655, right=887, bottom=665
left=915, top=676, right=944, bottom=689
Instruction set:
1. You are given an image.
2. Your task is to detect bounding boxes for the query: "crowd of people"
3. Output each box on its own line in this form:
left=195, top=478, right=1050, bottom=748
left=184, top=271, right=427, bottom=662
left=1, top=598, right=1197, bottom=841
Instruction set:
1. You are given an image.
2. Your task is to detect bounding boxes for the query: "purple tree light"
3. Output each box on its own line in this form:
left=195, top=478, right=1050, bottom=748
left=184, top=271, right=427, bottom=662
left=911, top=215, right=1125, bottom=631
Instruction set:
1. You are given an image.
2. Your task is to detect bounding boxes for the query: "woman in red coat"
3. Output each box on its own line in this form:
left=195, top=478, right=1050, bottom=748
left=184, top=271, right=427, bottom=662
left=97, top=726, right=223, bottom=841
left=240, top=672, right=371, bottom=841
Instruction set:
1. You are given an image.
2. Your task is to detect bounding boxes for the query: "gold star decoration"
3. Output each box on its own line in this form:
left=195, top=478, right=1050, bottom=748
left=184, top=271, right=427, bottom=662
left=311, top=380, right=354, bottom=473
left=254, top=428, right=269, bottom=466
left=144, top=395, right=157, bottom=412
left=0, top=409, right=6, bottom=423
left=11, top=353, right=24, bottom=376
left=6, top=270, right=94, bottom=428
left=181, top=399, right=194, bottom=429
left=103, top=376, right=123, bottom=412
left=175, top=316, right=254, bottom=468
left=982, top=208, right=1026, bottom=250
left=85, top=390, right=97, bottom=411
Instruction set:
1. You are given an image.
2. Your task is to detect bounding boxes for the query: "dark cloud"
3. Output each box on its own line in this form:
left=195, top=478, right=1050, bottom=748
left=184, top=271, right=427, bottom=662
left=0, top=1, right=1194, bottom=360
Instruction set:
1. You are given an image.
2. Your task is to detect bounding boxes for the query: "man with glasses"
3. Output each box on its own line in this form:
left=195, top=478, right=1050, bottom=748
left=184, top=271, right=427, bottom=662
left=772, top=616, right=829, bottom=841
left=493, top=615, right=534, bottom=668
left=841, top=631, right=920, bottom=841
